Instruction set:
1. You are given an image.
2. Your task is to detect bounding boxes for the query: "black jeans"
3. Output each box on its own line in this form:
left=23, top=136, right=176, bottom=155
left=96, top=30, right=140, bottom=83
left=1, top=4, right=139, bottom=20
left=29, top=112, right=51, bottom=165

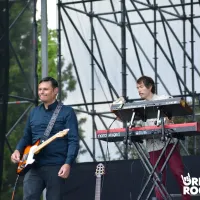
left=23, top=165, right=66, bottom=200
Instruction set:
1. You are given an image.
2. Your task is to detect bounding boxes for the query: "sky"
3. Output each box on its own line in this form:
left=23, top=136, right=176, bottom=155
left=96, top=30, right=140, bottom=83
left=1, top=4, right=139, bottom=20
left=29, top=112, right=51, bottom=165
left=36, top=0, right=112, bottom=163
left=35, top=0, right=200, bottom=163
left=36, top=0, right=57, bottom=29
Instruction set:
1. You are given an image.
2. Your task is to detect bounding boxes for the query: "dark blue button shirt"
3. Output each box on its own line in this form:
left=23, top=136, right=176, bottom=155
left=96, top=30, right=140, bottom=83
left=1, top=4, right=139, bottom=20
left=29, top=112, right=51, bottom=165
left=16, top=101, right=79, bottom=166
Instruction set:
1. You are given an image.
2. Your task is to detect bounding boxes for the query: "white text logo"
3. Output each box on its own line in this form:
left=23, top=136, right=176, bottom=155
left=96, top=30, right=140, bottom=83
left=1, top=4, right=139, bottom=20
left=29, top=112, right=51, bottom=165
left=181, top=173, right=200, bottom=195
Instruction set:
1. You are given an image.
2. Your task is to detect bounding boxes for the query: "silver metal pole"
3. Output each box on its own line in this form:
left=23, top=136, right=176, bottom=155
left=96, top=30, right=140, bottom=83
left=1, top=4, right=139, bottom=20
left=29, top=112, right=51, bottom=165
left=41, top=0, right=48, bottom=78
left=41, top=1, right=48, bottom=199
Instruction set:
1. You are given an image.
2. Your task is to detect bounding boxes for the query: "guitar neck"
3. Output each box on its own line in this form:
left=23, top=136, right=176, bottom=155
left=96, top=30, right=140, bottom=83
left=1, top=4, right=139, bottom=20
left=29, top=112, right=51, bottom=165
left=34, top=134, right=59, bottom=154
left=95, top=177, right=101, bottom=200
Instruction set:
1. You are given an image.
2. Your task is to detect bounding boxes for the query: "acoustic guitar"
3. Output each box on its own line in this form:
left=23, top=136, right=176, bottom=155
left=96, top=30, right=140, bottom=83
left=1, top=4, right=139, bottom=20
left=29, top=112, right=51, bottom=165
left=94, top=163, right=105, bottom=200
left=17, top=129, right=69, bottom=175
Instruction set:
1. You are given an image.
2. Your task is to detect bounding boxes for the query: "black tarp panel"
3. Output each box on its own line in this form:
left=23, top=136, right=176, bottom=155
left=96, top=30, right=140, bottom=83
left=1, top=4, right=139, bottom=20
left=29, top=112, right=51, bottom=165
left=64, top=156, right=200, bottom=200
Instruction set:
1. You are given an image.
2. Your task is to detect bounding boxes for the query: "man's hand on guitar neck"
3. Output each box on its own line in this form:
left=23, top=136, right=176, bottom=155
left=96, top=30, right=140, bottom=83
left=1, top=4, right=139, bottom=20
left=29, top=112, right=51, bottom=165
left=58, top=164, right=71, bottom=179
left=11, top=150, right=20, bottom=163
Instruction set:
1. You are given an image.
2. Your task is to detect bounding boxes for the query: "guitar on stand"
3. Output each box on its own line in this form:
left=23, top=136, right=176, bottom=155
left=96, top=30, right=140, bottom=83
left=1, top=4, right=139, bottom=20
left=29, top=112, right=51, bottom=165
left=94, top=163, right=105, bottom=200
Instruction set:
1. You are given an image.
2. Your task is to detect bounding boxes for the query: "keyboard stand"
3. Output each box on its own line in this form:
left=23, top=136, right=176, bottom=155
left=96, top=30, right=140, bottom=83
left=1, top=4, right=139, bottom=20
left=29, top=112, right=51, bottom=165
left=145, top=139, right=179, bottom=200
left=130, top=107, right=177, bottom=200
left=122, top=110, right=170, bottom=199
left=131, top=137, right=175, bottom=200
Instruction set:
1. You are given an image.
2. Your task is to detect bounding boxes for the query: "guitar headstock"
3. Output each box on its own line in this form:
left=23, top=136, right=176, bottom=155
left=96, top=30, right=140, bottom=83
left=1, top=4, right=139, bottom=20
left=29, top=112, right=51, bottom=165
left=95, top=163, right=105, bottom=178
left=55, top=129, right=69, bottom=138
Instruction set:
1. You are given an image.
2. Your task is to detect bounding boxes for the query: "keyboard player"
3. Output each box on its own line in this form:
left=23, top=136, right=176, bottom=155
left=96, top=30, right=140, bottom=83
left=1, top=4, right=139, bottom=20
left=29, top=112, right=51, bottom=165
left=134, top=75, right=190, bottom=200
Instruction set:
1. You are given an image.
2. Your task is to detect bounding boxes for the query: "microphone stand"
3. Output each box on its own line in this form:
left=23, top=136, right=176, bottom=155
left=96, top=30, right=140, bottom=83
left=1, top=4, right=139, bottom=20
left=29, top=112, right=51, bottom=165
left=155, top=107, right=166, bottom=142
left=123, top=111, right=136, bottom=156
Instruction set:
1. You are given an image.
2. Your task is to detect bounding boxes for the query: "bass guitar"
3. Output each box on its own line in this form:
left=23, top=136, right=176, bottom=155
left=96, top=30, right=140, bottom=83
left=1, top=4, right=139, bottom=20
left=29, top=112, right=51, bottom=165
left=17, top=129, right=69, bottom=175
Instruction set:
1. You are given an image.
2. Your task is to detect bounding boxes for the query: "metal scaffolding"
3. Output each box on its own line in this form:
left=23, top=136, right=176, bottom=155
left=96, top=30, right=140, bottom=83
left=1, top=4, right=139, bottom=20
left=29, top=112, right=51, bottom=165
left=57, top=0, right=200, bottom=161
left=0, top=0, right=38, bottom=193
left=0, top=0, right=200, bottom=198
left=1, top=0, right=200, bottom=192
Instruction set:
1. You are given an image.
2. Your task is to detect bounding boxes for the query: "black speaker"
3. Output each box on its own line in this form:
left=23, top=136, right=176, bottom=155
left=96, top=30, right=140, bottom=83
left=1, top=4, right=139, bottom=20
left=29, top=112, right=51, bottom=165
left=0, top=0, right=9, bottom=191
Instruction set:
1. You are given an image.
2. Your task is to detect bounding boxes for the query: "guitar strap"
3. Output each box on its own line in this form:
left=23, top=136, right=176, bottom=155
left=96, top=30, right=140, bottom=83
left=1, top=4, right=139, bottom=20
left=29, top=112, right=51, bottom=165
left=40, top=101, right=63, bottom=143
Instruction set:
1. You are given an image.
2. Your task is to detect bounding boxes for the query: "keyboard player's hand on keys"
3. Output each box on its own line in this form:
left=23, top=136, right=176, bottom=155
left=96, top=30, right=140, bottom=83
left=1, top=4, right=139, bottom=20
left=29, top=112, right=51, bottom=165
left=165, top=117, right=174, bottom=124
left=112, top=97, right=125, bottom=105
left=111, top=97, right=125, bottom=122
left=116, top=117, right=122, bottom=122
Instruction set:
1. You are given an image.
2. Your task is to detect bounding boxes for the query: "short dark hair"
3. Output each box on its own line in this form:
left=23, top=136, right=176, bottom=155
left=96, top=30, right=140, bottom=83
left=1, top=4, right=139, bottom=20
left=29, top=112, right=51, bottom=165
left=137, top=75, right=155, bottom=94
left=39, top=77, right=58, bottom=88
